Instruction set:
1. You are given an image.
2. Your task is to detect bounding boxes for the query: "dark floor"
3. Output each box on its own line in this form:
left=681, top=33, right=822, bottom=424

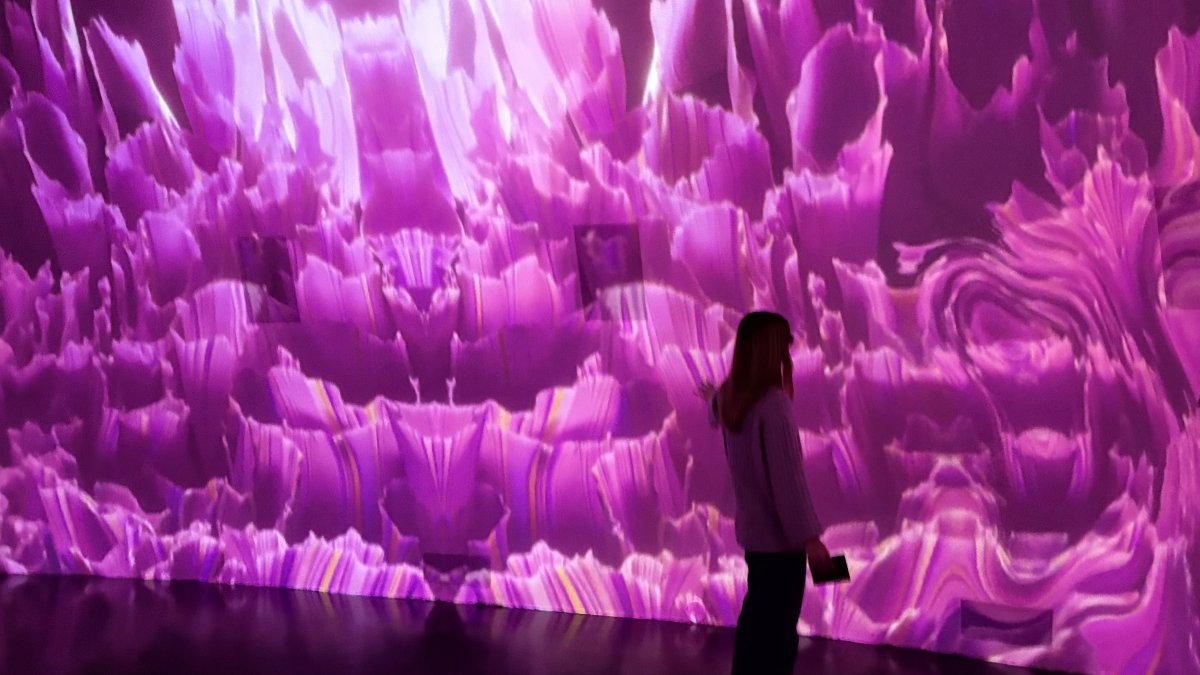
left=0, top=574, right=1046, bottom=675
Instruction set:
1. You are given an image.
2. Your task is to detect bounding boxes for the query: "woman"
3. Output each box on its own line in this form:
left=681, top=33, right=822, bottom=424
left=701, top=311, right=835, bottom=675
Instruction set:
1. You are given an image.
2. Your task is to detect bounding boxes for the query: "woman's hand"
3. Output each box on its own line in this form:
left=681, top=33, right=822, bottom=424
left=698, top=381, right=719, bottom=428
left=805, top=538, right=835, bottom=577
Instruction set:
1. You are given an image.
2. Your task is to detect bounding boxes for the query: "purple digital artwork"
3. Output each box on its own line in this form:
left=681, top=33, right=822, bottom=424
left=1, top=0, right=1199, bottom=672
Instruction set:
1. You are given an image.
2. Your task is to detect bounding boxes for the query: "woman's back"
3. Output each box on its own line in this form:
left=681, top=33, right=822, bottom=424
left=721, top=388, right=822, bottom=553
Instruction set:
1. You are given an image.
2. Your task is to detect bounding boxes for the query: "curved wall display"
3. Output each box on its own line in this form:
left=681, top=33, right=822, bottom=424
left=1, top=1, right=1198, bottom=672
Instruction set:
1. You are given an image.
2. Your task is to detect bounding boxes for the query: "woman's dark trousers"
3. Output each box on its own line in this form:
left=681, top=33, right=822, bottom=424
left=731, top=551, right=807, bottom=675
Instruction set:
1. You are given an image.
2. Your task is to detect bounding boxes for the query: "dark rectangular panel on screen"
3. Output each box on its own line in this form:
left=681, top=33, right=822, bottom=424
left=574, top=222, right=647, bottom=322
left=238, top=235, right=300, bottom=323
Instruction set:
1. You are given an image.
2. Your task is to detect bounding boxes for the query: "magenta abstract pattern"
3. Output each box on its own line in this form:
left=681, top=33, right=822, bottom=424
left=1, top=0, right=1199, bottom=672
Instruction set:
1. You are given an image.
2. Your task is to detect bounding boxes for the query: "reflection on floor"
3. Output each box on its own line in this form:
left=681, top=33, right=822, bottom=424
left=0, top=574, right=1050, bottom=675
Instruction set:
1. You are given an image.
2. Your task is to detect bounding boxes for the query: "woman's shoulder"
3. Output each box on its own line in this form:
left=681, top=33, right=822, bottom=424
left=753, top=387, right=792, bottom=416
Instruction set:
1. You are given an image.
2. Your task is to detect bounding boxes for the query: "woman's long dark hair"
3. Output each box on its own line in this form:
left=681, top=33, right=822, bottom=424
left=717, top=311, right=794, bottom=432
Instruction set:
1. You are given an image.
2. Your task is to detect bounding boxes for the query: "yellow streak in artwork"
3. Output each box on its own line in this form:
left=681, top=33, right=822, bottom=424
left=490, top=573, right=502, bottom=604
left=540, top=389, right=564, bottom=443
left=362, top=278, right=378, bottom=334
left=530, top=390, right=565, bottom=544
left=319, top=548, right=344, bottom=593
left=317, top=383, right=364, bottom=529
left=317, top=381, right=342, bottom=433
left=473, top=276, right=485, bottom=335
left=555, top=566, right=585, bottom=614
left=528, top=448, right=544, bottom=544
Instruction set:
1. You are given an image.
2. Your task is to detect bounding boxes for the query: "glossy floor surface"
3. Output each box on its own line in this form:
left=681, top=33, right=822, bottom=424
left=0, top=574, right=1050, bottom=675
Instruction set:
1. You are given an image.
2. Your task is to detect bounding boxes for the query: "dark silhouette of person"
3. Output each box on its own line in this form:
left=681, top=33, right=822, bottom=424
left=700, top=311, right=835, bottom=675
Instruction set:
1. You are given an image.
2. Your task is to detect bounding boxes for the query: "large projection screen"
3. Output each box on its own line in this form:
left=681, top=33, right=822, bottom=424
left=1, top=1, right=1198, bottom=672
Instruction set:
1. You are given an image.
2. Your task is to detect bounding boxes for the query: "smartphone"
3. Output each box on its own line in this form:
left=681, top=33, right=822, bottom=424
left=811, top=555, right=850, bottom=584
